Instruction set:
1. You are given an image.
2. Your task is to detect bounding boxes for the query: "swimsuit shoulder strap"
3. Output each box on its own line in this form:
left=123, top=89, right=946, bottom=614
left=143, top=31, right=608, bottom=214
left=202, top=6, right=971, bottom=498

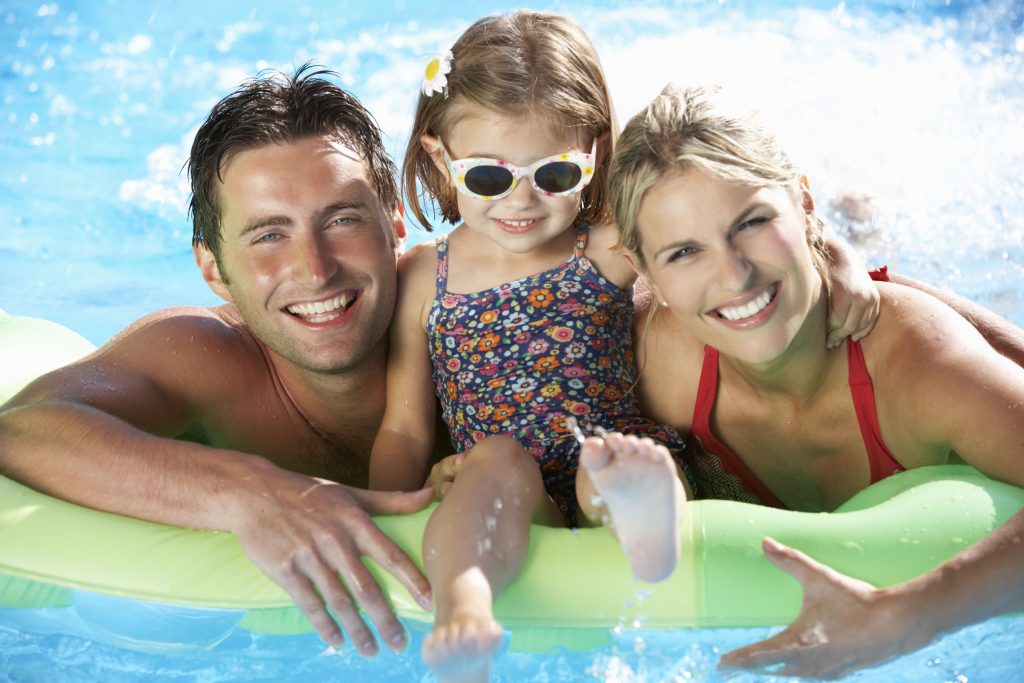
left=572, top=222, right=589, bottom=258
left=691, top=345, right=788, bottom=508
left=847, top=339, right=904, bottom=481
left=435, top=233, right=450, bottom=298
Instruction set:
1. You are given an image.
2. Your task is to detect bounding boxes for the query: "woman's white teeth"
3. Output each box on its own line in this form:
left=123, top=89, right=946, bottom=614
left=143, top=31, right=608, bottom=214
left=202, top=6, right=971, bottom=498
left=717, top=285, right=776, bottom=321
left=287, top=293, right=353, bottom=317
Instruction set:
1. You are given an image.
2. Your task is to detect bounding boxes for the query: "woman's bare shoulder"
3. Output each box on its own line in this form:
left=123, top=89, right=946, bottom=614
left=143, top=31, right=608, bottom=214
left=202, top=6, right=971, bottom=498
left=866, top=282, right=994, bottom=366
left=633, top=305, right=704, bottom=432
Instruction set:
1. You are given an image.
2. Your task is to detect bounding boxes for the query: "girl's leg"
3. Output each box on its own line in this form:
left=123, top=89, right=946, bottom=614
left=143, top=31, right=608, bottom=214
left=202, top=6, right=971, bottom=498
left=421, top=434, right=559, bottom=683
left=576, top=433, right=686, bottom=583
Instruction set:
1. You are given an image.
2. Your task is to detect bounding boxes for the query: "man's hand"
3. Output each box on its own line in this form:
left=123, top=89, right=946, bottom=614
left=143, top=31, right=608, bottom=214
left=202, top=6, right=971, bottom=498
left=231, top=471, right=435, bottom=655
left=718, top=538, right=929, bottom=680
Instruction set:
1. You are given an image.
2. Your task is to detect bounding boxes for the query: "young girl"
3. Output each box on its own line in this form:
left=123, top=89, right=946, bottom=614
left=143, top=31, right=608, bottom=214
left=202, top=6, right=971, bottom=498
left=369, top=11, right=875, bottom=682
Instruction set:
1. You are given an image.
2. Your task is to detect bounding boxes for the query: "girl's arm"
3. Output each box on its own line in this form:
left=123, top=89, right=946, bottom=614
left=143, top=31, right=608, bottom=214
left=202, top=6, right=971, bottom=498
left=368, top=245, right=440, bottom=492
left=823, top=234, right=880, bottom=348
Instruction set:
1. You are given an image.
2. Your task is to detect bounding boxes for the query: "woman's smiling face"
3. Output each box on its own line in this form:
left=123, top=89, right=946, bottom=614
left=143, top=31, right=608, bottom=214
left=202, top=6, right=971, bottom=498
left=636, top=168, right=825, bottom=367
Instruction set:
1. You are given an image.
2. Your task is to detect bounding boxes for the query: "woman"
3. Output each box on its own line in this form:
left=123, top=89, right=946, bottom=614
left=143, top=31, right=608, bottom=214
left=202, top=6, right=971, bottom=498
left=609, top=84, right=1024, bottom=677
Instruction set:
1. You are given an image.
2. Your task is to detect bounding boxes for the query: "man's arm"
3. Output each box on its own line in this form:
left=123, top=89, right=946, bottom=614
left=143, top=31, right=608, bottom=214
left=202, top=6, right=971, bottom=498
left=0, top=308, right=432, bottom=654
left=719, top=509, right=1024, bottom=679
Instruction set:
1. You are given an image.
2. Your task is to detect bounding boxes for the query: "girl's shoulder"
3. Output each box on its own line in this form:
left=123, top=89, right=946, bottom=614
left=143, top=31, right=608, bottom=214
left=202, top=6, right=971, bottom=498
left=583, top=221, right=636, bottom=290
left=397, top=238, right=441, bottom=276
left=396, top=239, right=443, bottom=307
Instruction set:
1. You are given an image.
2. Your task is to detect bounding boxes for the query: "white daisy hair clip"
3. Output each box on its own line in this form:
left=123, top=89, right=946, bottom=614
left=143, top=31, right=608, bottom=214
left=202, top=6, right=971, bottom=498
left=421, top=47, right=453, bottom=98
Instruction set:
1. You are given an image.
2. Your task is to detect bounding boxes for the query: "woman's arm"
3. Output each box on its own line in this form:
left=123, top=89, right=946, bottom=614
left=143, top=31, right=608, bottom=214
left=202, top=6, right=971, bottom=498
left=719, top=509, right=1024, bottom=679
left=723, top=285, right=1024, bottom=678
left=368, top=244, right=440, bottom=491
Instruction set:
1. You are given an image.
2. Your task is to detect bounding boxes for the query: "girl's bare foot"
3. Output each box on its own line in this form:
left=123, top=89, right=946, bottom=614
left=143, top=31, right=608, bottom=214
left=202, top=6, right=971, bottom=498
left=580, top=433, right=684, bottom=582
left=422, top=567, right=504, bottom=683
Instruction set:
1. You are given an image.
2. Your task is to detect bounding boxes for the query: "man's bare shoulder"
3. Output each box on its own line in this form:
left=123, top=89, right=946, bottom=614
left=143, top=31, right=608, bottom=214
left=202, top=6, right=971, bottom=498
left=111, top=304, right=242, bottom=341
left=91, top=304, right=272, bottom=401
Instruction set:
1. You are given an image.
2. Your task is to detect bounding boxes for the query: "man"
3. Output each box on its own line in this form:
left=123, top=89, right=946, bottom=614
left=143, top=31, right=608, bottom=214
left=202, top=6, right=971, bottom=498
left=0, top=65, right=431, bottom=656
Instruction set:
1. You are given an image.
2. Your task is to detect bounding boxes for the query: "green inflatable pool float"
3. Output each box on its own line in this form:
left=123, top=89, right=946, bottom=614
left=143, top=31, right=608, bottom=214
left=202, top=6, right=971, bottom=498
left=2, top=311, right=1022, bottom=651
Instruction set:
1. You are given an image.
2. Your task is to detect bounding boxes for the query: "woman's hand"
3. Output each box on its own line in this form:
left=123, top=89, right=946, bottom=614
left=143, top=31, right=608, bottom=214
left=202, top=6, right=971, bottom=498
left=718, top=538, right=933, bottom=680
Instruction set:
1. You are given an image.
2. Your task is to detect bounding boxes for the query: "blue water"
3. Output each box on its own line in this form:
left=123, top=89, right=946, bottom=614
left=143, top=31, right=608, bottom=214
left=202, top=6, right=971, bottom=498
left=1, top=593, right=1022, bottom=682
left=2, top=0, right=1022, bottom=681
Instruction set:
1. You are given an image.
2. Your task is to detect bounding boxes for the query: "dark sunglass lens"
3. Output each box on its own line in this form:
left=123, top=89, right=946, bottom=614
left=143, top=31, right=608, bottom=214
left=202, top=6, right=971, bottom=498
left=534, top=162, right=582, bottom=193
left=464, top=166, right=515, bottom=197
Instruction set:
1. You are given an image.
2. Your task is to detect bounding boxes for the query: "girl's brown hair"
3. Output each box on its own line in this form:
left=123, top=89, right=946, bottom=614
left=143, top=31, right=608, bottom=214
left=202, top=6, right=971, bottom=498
left=403, top=10, right=617, bottom=230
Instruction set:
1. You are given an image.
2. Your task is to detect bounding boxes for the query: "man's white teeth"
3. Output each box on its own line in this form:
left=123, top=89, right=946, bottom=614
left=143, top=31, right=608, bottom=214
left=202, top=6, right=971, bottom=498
left=717, top=285, right=776, bottom=321
left=287, top=293, right=354, bottom=317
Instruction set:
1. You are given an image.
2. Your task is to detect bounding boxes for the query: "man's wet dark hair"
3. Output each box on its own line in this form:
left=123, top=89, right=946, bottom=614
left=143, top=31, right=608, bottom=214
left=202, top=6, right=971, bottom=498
left=188, top=63, right=400, bottom=257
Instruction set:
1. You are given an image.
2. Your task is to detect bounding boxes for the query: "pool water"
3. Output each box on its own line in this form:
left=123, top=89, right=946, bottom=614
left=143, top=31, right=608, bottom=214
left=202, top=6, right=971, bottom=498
left=1, top=594, right=1022, bottom=682
left=2, top=0, right=1022, bottom=681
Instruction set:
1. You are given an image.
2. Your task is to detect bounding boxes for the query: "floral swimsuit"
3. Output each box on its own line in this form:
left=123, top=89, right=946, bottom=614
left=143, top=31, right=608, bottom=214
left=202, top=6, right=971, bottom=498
left=428, top=222, right=688, bottom=525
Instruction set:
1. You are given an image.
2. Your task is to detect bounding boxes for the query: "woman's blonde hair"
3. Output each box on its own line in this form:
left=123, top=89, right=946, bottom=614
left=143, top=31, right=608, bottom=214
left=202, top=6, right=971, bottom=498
left=609, top=84, right=828, bottom=277
left=403, top=10, right=617, bottom=230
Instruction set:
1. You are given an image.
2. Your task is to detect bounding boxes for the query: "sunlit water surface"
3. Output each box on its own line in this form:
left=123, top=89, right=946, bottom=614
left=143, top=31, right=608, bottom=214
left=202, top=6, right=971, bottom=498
left=1, top=0, right=1022, bottom=681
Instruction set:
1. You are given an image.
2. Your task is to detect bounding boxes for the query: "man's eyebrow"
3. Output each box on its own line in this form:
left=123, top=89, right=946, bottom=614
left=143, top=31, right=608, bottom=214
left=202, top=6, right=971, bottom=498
left=239, top=214, right=291, bottom=238
left=237, top=200, right=371, bottom=238
left=314, top=200, right=370, bottom=223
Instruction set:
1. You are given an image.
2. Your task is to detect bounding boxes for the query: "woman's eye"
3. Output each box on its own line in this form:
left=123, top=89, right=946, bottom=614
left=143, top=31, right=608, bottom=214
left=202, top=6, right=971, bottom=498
left=666, top=246, right=696, bottom=263
left=737, top=216, right=768, bottom=231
